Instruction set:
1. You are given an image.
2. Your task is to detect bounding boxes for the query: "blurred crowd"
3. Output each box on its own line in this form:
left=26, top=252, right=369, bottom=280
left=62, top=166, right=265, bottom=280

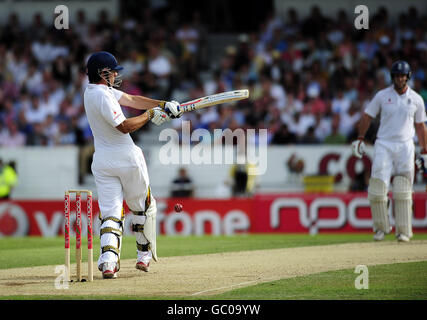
left=1, top=5, right=427, bottom=148
left=180, top=5, right=427, bottom=146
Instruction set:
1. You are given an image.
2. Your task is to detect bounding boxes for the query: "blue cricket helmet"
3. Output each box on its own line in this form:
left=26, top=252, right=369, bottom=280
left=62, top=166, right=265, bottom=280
left=86, top=51, right=123, bottom=83
left=390, top=60, right=411, bottom=80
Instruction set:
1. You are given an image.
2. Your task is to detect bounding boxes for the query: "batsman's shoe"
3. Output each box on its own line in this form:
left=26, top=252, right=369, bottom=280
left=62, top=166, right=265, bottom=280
left=136, top=261, right=150, bottom=272
left=101, top=262, right=118, bottom=279
left=373, top=230, right=385, bottom=241
left=397, top=234, right=410, bottom=242
left=136, top=250, right=152, bottom=272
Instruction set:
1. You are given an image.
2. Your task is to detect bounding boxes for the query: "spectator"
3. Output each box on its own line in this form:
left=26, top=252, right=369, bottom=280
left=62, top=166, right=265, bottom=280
left=301, top=6, right=326, bottom=38
left=271, top=123, right=297, bottom=144
left=261, top=75, right=286, bottom=110
left=339, top=102, right=361, bottom=139
left=170, top=167, right=194, bottom=198
left=350, top=170, right=370, bottom=192
left=282, top=92, right=303, bottom=116
left=228, top=161, right=258, bottom=198
left=31, top=34, right=68, bottom=65
left=24, top=62, right=43, bottom=95
left=176, top=22, right=200, bottom=57
left=42, top=114, right=58, bottom=145
left=51, top=55, right=72, bottom=85
left=6, top=48, right=28, bottom=86
left=16, top=109, right=32, bottom=138
left=286, top=112, right=315, bottom=140
left=147, top=42, right=173, bottom=97
left=0, top=159, right=18, bottom=199
left=27, top=122, right=48, bottom=146
left=26, top=95, right=47, bottom=124
left=54, top=120, right=76, bottom=145
left=73, top=10, right=89, bottom=39
left=0, top=98, right=16, bottom=125
left=121, top=50, right=145, bottom=79
left=303, top=83, right=326, bottom=115
left=229, top=163, right=249, bottom=197
left=331, top=89, right=351, bottom=115
left=314, top=112, right=332, bottom=142
left=324, top=114, right=346, bottom=144
left=0, top=122, right=26, bottom=147
left=300, top=126, right=319, bottom=144
left=39, top=90, right=57, bottom=116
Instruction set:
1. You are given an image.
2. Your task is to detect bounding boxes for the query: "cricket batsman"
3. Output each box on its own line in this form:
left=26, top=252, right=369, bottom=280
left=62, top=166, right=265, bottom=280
left=84, top=51, right=183, bottom=278
left=351, top=60, right=427, bottom=242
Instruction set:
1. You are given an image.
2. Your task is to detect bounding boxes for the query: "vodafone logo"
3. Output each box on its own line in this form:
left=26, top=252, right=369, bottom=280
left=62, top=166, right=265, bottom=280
left=155, top=204, right=250, bottom=236
left=0, top=202, right=29, bottom=236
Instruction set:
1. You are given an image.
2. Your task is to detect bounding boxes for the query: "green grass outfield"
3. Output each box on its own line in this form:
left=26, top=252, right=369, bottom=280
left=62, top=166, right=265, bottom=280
left=1, top=233, right=427, bottom=300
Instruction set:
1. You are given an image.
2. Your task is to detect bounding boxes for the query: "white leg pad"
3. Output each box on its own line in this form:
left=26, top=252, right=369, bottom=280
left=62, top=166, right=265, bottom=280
left=130, top=196, right=158, bottom=262
left=131, top=214, right=149, bottom=245
left=136, top=232, right=149, bottom=245
left=132, top=215, right=147, bottom=228
left=143, top=197, right=158, bottom=261
left=392, top=176, right=413, bottom=238
left=368, top=178, right=391, bottom=233
left=97, top=219, right=122, bottom=268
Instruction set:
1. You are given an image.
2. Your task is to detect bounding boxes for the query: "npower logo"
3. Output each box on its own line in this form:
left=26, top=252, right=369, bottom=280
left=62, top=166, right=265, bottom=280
left=270, top=197, right=427, bottom=234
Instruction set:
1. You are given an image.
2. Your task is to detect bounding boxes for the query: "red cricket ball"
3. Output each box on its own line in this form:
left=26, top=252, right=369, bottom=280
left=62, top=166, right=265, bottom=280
left=174, top=203, right=183, bottom=213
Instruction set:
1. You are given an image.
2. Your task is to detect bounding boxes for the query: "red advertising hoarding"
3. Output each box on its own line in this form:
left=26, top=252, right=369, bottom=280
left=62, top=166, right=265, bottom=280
left=1, top=193, right=427, bottom=237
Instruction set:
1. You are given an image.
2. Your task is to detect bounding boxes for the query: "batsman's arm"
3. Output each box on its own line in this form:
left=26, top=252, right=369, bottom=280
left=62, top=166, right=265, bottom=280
left=415, top=122, right=427, bottom=151
left=116, top=109, right=156, bottom=134
left=356, top=112, right=374, bottom=139
left=118, top=93, right=166, bottom=110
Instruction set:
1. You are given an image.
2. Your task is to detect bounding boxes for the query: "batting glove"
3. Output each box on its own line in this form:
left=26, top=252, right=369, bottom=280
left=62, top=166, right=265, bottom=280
left=148, top=107, right=170, bottom=126
left=351, top=138, right=366, bottom=159
left=163, top=100, right=183, bottom=119
left=416, top=149, right=427, bottom=175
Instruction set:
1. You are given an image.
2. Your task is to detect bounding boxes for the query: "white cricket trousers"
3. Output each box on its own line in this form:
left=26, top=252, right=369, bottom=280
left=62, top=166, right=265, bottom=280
left=91, top=146, right=152, bottom=266
left=371, top=139, right=415, bottom=187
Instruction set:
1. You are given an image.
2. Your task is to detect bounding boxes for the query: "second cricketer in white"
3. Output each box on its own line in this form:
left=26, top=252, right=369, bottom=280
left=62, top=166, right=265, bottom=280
left=84, top=51, right=183, bottom=278
left=352, top=60, right=427, bottom=242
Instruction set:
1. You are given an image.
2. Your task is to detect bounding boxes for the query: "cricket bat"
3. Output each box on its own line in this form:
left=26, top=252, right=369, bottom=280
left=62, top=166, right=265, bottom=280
left=164, top=90, right=249, bottom=115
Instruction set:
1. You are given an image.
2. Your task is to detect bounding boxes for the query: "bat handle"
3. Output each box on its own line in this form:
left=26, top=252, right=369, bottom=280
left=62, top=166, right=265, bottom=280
left=163, top=107, right=181, bottom=119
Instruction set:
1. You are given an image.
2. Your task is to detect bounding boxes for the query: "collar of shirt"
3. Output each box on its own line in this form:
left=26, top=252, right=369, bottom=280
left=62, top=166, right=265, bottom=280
left=87, top=83, right=112, bottom=91
left=392, top=85, right=410, bottom=98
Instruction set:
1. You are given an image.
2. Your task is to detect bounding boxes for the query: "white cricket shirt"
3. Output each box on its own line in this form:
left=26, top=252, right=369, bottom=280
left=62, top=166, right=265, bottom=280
left=84, top=84, right=132, bottom=152
left=365, top=85, right=427, bottom=142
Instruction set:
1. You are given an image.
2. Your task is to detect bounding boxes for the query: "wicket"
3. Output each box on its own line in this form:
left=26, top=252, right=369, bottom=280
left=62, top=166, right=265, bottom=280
left=64, top=189, right=93, bottom=282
